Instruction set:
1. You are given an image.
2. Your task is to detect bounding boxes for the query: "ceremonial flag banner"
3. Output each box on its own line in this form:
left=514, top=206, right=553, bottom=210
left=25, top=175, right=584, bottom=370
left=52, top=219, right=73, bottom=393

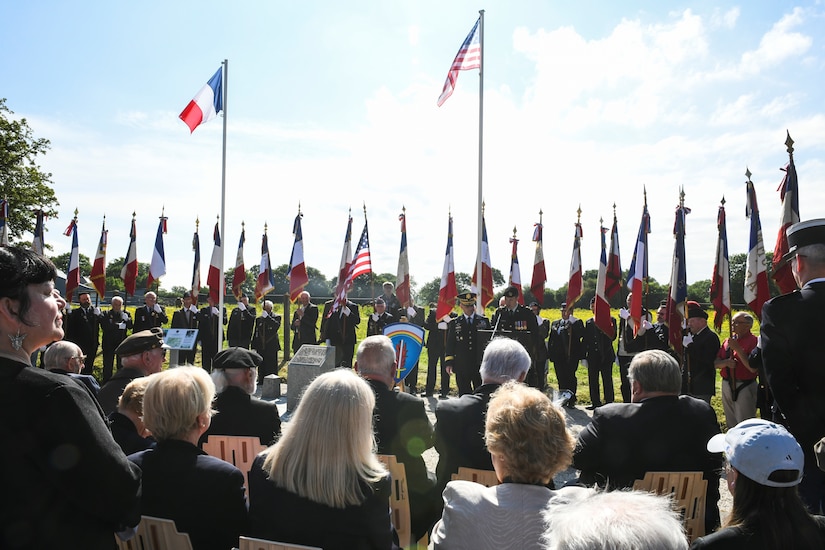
left=436, top=215, right=458, bottom=322
left=509, top=236, right=524, bottom=305
left=350, top=223, right=372, bottom=281
left=287, top=213, right=309, bottom=302
left=232, top=226, right=246, bottom=300
left=147, top=215, right=168, bottom=289
left=709, top=202, right=730, bottom=331
left=191, top=227, right=201, bottom=299
left=120, top=216, right=138, bottom=296
left=627, top=201, right=651, bottom=336
left=89, top=219, right=107, bottom=297
left=437, top=17, right=482, bottom=107
left=665, top=203, right=689, bottom=353
left=471, top=216, right=494, bottom=308
left=530, top=221, right=546, bottom=306
left=772, top=151, right=800, bottom=294
left=745, top=180, right=770, bottom=318
left=180, top=67, right=224, bottom=133
left=64, top=217, right=80, bottom=303
left=606, top=212, right=622, bottom=300
left=0, top=199, right=9, bottom=247
left=396, top=211, right=411, bottom=308
left=255, top=231, right=275, bottom=303
left=332, top=217, right=354, bottom=313
left=32, top=210, right=45, bottom=256
left=565, top=221, right=583, bottom=311
left=594, top=223, right=615, bottom=339
left=207, top=222, right=223, bottom=303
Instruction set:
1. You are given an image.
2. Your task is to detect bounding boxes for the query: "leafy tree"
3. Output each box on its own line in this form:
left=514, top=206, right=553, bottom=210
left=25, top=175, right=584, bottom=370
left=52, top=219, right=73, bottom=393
left=0, top=98, right=59, bottom=241
left=104, top=257, right=151, bottom=295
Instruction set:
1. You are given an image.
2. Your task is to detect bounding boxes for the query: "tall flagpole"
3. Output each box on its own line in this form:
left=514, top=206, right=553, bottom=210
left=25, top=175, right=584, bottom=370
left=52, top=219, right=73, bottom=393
left=217, top=58, right=228, bottom=351
left=475, top=9, right=485, bottom=313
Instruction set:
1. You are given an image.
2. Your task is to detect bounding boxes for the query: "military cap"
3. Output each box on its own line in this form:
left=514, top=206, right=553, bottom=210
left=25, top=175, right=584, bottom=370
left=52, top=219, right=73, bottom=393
left=782, top=219, right=825, bottom=263
left=182, top=290, right=193, bottom=298
left=115, top=327, right=166, bottom=356
left=374, top=297, right=385, bottom=306
left=212, top=347, right=263, bottom=370
left=686, top=301, right=708, bottom=319
left=458, top=292, right=477, bottom=306
left=502, top=286, right=519, bottom=298
left=560, top=302, right=567, bottom=310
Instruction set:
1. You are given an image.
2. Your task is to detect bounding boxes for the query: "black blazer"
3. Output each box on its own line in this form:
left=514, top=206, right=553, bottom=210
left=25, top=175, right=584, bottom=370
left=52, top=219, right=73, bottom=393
left=684, top=326, right=721, bottom=396
left=247, top=453, right=398, bottom=550
left=201, top=386, right=281, bottom=446
left=133, top=304, right=168, bottom=333
left=320, top=300, right=361, bottom=346
left=291, top=303, right=319, bottom=351
left=128, top=439, right=248, bottom=550
left=97, top=366, right=145, bottom=416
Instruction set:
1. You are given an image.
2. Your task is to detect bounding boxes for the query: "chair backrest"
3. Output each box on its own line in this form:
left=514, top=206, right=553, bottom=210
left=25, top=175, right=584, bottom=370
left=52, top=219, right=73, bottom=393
left=633, top=471, right=707, bottom=542
left=238, top=535, right=322, bottom=550
left=451, top=467, right=500, bottom=487
left=376, top=454, right=412, bottom=548
left=114, top=516, right=193, bottom=550
left=203, top=435, right=266, bottom=489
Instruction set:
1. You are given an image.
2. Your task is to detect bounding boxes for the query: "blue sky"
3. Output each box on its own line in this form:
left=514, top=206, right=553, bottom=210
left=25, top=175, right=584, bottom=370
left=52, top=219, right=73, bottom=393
left=2, top=1, right=824, bottom=298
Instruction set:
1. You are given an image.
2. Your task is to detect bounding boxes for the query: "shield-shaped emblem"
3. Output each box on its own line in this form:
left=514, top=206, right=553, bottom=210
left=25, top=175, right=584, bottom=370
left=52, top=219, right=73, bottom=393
left=383, top=322, right=425, bottom=383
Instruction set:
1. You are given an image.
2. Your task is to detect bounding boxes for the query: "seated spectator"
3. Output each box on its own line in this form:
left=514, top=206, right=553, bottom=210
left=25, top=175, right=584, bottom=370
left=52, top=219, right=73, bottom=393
left=690, top=419, right=825, bottom=549
left=248, top=368, right=398, bottom=550
left=431, top=382, right=591, bottom=549
left=128, top=366, right=247, bottom=550
left=109, top=377, right=155, bottom=455
left=542, top=490, right=688, bottom=550
left=97, top=327, right=167, bottom=415
left=43, top=339, right=100, bottom=395
left=201, top=347, right=281, bottom=446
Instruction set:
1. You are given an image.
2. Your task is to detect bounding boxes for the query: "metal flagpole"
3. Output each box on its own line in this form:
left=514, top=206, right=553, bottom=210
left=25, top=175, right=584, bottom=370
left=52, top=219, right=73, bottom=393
left=217, top=58, right=228, bottom=351
left=475, top=9, right=485, bottom=314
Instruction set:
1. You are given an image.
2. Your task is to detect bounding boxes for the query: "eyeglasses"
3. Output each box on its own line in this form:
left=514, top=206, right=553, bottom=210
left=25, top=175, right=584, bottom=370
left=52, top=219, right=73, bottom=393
left=74, top=355, right=87, bottom=362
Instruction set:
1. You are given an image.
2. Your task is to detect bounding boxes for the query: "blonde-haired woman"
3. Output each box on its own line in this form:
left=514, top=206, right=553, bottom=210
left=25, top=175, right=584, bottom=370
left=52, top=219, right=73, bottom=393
left=248, top=368, right=398, bottom=549
left=128, top=366, right=247, bottom=550
left=431, top=382, right=591, bottom=549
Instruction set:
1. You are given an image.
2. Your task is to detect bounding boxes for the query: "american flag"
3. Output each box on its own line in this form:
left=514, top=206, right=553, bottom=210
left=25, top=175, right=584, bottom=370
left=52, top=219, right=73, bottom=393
left=350, top=223, right=372, bottom=280
left=437, top=17, right=481, bottom=107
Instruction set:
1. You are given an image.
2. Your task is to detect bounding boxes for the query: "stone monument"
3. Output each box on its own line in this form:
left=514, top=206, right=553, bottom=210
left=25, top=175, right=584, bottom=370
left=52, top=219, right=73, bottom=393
left=287, top=344, right=336, bottom=412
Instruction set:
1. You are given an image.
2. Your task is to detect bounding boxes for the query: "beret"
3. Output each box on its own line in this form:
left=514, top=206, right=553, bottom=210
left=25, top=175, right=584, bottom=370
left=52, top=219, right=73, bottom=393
left=687, top=301, right=708, bottom=319
left=213, top=347, right=263, bottom=369
left=115, top=327, right=166, bottom=356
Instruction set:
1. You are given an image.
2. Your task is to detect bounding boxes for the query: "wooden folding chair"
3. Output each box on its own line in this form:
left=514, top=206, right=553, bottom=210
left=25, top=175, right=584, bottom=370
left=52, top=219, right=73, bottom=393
left=202, top=435, right=266, bottom=489
left=376, top=454, right=412, bottom=549
left=238, top=535, right=321, bottom=550
left=451, top=467, right=500, bottom=487
left=633, top=471, right=707, bottom=542
left=114, top=515, right=192, bottom=550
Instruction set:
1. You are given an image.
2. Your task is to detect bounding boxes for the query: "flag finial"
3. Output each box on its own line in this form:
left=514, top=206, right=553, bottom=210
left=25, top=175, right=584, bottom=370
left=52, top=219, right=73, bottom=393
left=576, top=204, right=582, bottom=224
left=745, top=167, right=752, bottom=182
left=241, top=220, right=245, bottom=230
left=721, top=195, right=726, bottom=206
left=600, top=216, right=604, bottom=226
left=73, top=208, right=78, bottom=220
left=195, top=217, right=200, bottom=230
left=785, top=130, right=794, bottom=157
left=264, top=222, right=268, bottom=234
left=512, top=226, right=517, bottom=239
left=160, top=206, right=165, bottom=218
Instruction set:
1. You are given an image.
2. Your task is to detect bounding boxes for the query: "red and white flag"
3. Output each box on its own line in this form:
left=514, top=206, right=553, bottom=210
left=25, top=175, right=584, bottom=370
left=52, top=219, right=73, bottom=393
left=772, top=143, right=800, bottom=294
left=206, top=221, right=223, bottom=304
left=255, top=230, right=275, bottom=303
left=745, top=179, right=770, bottom=318
left=471, top=216, right=494, bottom=308
left=396, top=211, right=411, bottom=308
left=666, top=202, right=689, bottom=353
left=709, top=201, right=730, bottom=331
left=508, top=235, right=524, bottom=305
left=627, top=201, right=651, bottom=336
left=287, top=213, right=309, bottom=302
left=530, top=220, right=546, bottom=306
left=436, top=215, right=458, bottom=322
left=605, top=211, right=622, bottom=300
left=350, top=222, right=371, bottom=281
left=120, top=215, right=138, bottom=296
left=437, top=17, right=482, bottom=107
left=232, top=226, right=246, bottom=300
left=565, top=220, right=583, bottom=312
left=147, top=214, right=167, bottom=289
left=89, top=218, right=107, bottom=298
left=331, top=216, right=354, bottom=313
left=64, top=216, right=80, bottom=303
left=594, top=223, right=615, bottom=339
left=180, top=66, right=223, bottom=133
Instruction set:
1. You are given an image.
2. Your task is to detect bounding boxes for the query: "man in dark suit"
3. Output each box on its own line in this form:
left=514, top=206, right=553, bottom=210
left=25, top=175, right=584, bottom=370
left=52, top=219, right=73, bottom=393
left=197, top=295, right=227, bottom=373
left=491, top=286, right=542, bottom=388
left=424, top=305, right=455, bottom=398
left=366, top=297, right=394, bottom=336
left=356, top=335, right=437, bottom=541
left=132, top=291, right=168, bottom=333
left=396, top=299, right=426, bottom=393
left=227, top=294, right=256, bottom=349
left=64, top=291, right=102, bottom=375
left=97, top=328, right=167, bottom=415
left=202, top=347, right=281, bottom=446
left=290, top=290, right=319, bottom=353
left=101, top=295, right=133, bottom=381
left=682, top=301, right=721, bottom=404
left=616, top=295, right=664, bottom=402
left=320, top=299, right=361, bottom=368
left=572, top=349, right=723, bottom=532
left=379, top=281, right=401, bottom=314
left=762, top=219, right=825, bottom=512
left=530, top=302, right=551, bottom=391
left=584, top=297, right=617, bottom=409
left=434, top=337, right=530, bottom=493
left=547, top=302, right=586, bottom=407
left=170, top=291, right=199, bottom=364
left=445, top=292, right=491, bottom=396
left=252, top=300, right=281, bottom=385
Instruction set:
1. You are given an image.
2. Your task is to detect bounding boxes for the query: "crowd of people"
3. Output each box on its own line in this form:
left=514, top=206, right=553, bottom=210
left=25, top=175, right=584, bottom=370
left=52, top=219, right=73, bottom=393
left=5, top=216, right=825, bottom=549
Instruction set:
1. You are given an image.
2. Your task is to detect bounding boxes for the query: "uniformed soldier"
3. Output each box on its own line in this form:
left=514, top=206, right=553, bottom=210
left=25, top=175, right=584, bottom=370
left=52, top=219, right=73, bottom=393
left=491, top=286, right=542, bottom=388
left=252, top=300, right=282, bottom=384
left=366, top=298, right=394, bottom=336
left=445, top=292, right=491, bottom=396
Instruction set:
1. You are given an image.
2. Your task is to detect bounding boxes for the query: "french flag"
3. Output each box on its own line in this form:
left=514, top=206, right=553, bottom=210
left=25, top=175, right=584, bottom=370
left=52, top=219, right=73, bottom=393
left=509, top=235, right=524, bottom=305
left=627, top=200, right=651, bottom=336
left=396, top=211, right=411, bottom=308
left=745, top=178, right=769, bottom=318
left=471, top=216, right=494, bottom=308
left=709, top=201, right=729, bottom=331
left=436, top=215, right=458, bottom=322
left=64, top=217, right=80, bottom=303
left=288, top=213, right=309, bottom=302
left=207, top=222, right=223, bottom=304
left=565, top=219, right=583, bottom=312
left=147, top=215, right=167, bottom=289
left=232, top=226, right=246, bottom=300
left=772, top=134, right=800, bottom=295
left=255, top=231, right=275, bottom=303
left=666, top=202, right=689, bottom=353
left=120, top=215, right=138, bottom=296
left=594, top=223, right=615, bottom=339
left=530, top=219, right=546, bottom=306
left=180, top=67, right=223, bottom=133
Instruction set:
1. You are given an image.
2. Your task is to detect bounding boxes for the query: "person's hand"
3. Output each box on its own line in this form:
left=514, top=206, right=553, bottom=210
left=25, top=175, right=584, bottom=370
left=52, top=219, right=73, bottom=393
left=446, top=366, right=454, bottom=375
left=117, top=322, right=127, bottom=330
left=371, top=313, right=379, bottom=322
left=93, top=307, right=101, bottom=316
left=189, top=305, right=198, bottom=314
left=342, top=306, right=351, bottom=317
left=407, top=307, right=416, bottom=318
left=153, top=303, right=162, bottom=314
left=262, top=310, right=269, bottom=318
left=237, top=302, right=246, bottom=311
left=682, top=334, right=694, bottom=347
left=619, top=308, right=630, bottom=320
left=642, top=319, right=654, bottom=330
left=122, top=312, right=129, bottom=321
left=65, top=303, right=72, bottom=313
left=438, top=321, right=448, bottom=330
left=581, top=359, right=588, bottom=368
left=728, top=339, right=744, bottom=355
left=211, top=307, right=219, bottom=316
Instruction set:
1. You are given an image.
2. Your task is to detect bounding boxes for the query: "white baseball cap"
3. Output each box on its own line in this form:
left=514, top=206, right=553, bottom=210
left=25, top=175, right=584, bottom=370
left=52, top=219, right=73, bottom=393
left=707, top=418, right=803, bottom=488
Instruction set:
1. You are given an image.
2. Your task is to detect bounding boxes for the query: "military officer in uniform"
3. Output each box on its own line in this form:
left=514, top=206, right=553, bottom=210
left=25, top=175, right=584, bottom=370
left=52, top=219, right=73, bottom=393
left=530, top=302, right=551, bottom=390
left=227, top=294, right=256, bottom=349
left=379, top=281, right=402, bottom=313
left=366, top=297, right=394, bottom=336
left=290, top=291, right=319, bottom=353
left=445, top=292, right=491, bottom=396
left=196, top=295, right=227, bottom=373
left=101, top=295, right=133, bottom=381
left=320, top=299, right=361, bottom=368
left=171, top=291, right=199, bottom=364
left=425, top=304, right=455, bottom=398
left=547, top=302, right=586, bottom=407
left=252, top=300, right=282, bottom=385
left=133, top=291, right=168, bottom=333
left=491, top=286, right=542, bottom=388
left=583, top=297, right=617, bottom=409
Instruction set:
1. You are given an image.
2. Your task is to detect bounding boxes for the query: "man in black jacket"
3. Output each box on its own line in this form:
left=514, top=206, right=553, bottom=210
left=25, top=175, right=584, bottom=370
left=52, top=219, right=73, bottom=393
left=170, top=291, right=199, bottom=364
left=547, top=302, right=585, bottom=407
left=444, top=292, right=491, bottom=396
left=682, top=301, right=721, bottom=404
left=320, top=299, right=361, bottom=368
left=290, top=291, right=319, bottom=353
left=64, top=291, right=103, bottom=375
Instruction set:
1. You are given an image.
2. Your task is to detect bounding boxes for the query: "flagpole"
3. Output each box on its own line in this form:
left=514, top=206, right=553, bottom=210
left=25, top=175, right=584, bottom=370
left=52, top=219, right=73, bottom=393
left=475, top=9, right=485, bottom=314
left=217, top=58, right=228, bottom=352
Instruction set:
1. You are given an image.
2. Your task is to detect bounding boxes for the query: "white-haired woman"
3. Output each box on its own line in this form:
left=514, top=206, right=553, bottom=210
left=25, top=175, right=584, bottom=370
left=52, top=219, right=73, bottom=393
left=128, top=366, right=247, bottom=550
left=248, top=368, right=398, bottom=549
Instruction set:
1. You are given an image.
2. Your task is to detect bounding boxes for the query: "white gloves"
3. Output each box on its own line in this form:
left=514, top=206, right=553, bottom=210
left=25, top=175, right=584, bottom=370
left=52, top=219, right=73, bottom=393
left=438, top=321, right=449, bottom=330
left=66, top=304, right=72, bottom=312
left=536, top=315, right=543, bottom=324
left=153, top=304, right=162, bottom=313
left=342, top=306, right=351, bottom=317
left=262, top=310, right=269, bottom=318
left=93, top=307, right=101, bottom=316
left=642, top=319, right=654, bottom=330
left=581, top=359, right=588, bottom=368
left=371, top=313, right=379, bottom=322
left=121, top=312, right=129, bottom=321
left=211, top=307, right=219, bottom=316
left=238, top=302, right=247, bottom=311
left=619, top=308, right=630, bottom=320
left=117, top=322, right=127, bottom=329
left=407, top=307, right=416, bottom=318
left=683, top=334, right=694, bottom=347
left=189, top=305, right=198, bottom=314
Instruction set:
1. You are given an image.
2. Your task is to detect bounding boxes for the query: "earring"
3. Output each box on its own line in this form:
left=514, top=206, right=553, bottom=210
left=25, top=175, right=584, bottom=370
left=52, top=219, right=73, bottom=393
left=9, top=328, right=26, bottom=351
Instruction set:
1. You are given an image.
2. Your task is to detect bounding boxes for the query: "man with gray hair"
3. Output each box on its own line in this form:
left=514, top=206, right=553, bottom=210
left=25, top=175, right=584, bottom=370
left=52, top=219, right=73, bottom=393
left=44, top=340, right=100, bottom=395
left=252, top=299, right=281, bottom=385
left=572, top=349, right=722, bottom=533
left=434, top=337, right=530, bottom=493
left=355, top=335, right=437, bottom=541
left=101, top=295, right=133, bottom=381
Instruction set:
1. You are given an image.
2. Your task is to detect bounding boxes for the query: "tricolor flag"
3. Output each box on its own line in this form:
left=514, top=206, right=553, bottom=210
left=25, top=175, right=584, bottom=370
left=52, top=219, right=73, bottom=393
left=255, top=230, right=275, bottom=303
left=232, top=226, right=246, bottom=300
left=180, top=66, right=224, bottom=133
left=32, top=209, right=45, bottom=256
left=437, top=17, right=482, bottom=107
left=605, top=210, right=622, bottom=300
left=530, top=219, right=546, bottom=306
left=627, top=199, right=651, bottom=336
left=508, top=235, right=524, bottom=305
left=436, top=215, right=459, bottom=322
left=191, top=225, right=201, bottom=300
left=89, top=218, right=107, bottom=298
left=120, top=215, right=138, bottom=296
left=709, top=200, right=730, bottom=331
left=207, top=221, right=223, bottom=304
left=565, top=219, right=584, bottom=312
left=287, top=213, right=309, bottom=302
left=331, top=216, right=354, bottom=313
left=594, top=222, right=615, bottom=339
left=772, top=135, right=800, bottom=294
left=0, top=199, right=9, bottom=247
left=350, top=222, right=372, bottom=281
left=64, top=216, right=80, bottom=303
left=396, top=210, right=411, bottom=308
left=745, top=177, right=769, bottom=319
left=471, top=215, right=494, bottom=308
left=665, top=201, right=689, bottom=353
left=147, top=214, right=168, bottom=289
